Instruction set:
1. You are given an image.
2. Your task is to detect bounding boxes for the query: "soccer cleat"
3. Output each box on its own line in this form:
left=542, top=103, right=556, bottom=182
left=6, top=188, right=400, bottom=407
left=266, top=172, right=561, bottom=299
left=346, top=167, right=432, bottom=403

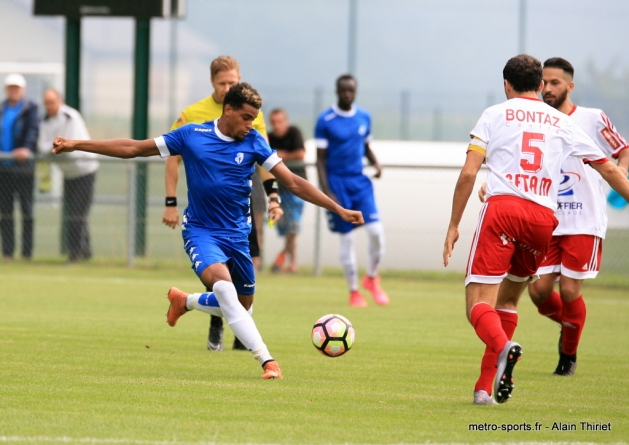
left=166, top=287, right=189, bottom=327
left=271, top=251, right=286, bottom=273
left=362, top=275, right=390, bottom=306
left=473, top=390, right=497, bottom=405
left=494, top=341, right=523, bottom=404
left=261, top=360, right=283, bottom=379
left=233, top=336, right=248, bottom=351
left=207, top=315, right=224, bottom=352
left=553, top=352, right=577, bottom=376
left=349, top=290, right=368, bottom=307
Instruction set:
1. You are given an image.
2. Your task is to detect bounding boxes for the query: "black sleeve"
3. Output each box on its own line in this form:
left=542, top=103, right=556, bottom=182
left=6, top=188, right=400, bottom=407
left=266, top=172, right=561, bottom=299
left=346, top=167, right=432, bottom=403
left=290, top=126, right=305, bottom=151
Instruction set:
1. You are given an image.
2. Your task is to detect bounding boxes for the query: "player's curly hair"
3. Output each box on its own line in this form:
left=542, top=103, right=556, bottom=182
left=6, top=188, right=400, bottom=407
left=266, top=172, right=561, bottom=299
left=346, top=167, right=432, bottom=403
left=544, top=57, right=574, bottom=78
left=223, top=82, right=262, bottom=110
left=503, top=54, right=543, bottom=93
left=210, top=56, right=240, bottom=79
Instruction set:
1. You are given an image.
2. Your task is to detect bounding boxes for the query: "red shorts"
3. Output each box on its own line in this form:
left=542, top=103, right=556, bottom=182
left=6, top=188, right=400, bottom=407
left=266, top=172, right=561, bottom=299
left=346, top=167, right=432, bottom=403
left=537, top=234, right=603, bottom=279
left=465, top=195, right=558, bottom=286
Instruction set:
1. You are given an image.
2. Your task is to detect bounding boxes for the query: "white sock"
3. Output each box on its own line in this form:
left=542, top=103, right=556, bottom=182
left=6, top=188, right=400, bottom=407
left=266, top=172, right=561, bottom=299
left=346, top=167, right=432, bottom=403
left=186, top=293, right=223, bottom=317
left=340, top=231, right=359, bottom=291
left=365, top=222, right=385, bottom=277
left=213, top=281, right=273, bottom=365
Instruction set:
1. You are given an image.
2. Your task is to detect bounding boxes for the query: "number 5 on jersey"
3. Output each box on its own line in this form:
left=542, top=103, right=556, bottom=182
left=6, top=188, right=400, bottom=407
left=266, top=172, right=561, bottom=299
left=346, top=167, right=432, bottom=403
left=521, top=132, right=545, bottom=173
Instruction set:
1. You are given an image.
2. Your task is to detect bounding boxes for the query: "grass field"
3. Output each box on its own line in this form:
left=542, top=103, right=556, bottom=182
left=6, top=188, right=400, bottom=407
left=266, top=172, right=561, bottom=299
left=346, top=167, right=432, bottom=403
left=1, top=262, right=628, bottom=444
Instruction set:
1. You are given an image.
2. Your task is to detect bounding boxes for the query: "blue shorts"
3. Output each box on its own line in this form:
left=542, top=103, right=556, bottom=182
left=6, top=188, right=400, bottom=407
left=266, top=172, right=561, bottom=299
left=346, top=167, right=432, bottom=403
left=326, top=173, right=380, bottom=234
left=276, top=191, right=305, bottom=236
left=182, top=227, right=256, bottom=295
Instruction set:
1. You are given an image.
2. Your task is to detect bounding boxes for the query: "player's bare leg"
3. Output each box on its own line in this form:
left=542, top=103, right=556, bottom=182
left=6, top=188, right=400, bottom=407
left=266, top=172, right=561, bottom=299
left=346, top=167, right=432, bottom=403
left=529, top=273, right=563, bottom=323
left=253, top=211, right=264, bottom=271
left=284, top=232, right=299, bottom=273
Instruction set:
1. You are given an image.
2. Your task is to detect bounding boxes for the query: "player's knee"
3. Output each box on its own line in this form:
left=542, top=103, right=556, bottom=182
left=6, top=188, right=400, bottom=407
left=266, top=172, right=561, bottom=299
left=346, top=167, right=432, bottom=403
left=528, top=279, right=554, bottom=303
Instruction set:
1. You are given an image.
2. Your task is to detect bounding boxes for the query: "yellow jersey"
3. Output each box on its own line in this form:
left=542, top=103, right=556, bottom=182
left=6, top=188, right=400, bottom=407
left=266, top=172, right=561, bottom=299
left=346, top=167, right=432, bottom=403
left=170, top=95, right=267, bottom=135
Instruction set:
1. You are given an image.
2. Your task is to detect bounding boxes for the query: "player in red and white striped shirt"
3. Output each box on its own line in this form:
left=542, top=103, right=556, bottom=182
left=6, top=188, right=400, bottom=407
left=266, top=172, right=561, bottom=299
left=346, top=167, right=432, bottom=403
left=443, top=55, right=629, bottom=405
left=528, top=57, right=629, bottom=376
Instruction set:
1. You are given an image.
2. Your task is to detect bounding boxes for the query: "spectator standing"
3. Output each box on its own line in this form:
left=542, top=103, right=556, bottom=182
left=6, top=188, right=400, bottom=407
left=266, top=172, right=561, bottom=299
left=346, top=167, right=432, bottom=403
left=38, top=88, right=98, bottom=262
left=268, top=109, right=306, bottom=273
left=0, top=73, right=39, bottom=260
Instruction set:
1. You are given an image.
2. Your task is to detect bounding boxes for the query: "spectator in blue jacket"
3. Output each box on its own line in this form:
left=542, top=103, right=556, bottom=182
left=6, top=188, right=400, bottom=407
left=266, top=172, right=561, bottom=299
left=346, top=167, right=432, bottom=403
left=0, top=74, right=39, bottom=260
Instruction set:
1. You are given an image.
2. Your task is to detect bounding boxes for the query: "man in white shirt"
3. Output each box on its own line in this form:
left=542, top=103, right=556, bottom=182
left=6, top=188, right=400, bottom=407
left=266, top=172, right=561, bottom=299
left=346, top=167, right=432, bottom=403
left=38, top=89, right=98, bottom=262
left=527, top=57, right=629, bottom=376
left=443, top=54, right=629, bottom=405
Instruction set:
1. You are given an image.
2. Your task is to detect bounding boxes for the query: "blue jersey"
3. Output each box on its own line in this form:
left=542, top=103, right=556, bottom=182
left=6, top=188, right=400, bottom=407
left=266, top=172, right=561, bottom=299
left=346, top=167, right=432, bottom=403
left=155, top=119, right=281, bottom=237
left=315, top=104, right=372, bottom=176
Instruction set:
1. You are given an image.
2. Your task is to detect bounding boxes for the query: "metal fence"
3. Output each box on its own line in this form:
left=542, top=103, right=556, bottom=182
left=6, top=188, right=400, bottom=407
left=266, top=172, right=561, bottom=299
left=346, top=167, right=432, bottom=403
left=2, top=152, right=629, bottom=275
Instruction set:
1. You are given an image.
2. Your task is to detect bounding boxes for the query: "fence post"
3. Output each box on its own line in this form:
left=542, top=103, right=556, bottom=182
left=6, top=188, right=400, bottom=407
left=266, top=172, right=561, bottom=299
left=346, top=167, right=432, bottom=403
left=127, top=162, right=137, bottom=268
left=314, top=205, right=322, bottom=276
left=133, top=18, right=151, bottom=257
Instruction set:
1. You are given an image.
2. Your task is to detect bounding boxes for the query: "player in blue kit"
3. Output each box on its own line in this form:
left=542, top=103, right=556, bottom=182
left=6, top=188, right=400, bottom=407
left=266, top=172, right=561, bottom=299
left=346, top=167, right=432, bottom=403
left=316, top=74, right=389, bottom=307
left=52, top=83, right=364, bottom=379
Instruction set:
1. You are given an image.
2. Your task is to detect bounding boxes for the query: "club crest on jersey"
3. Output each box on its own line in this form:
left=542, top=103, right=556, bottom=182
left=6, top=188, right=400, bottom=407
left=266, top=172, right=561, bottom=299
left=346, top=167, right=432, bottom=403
left=235, top=152, right=244, bottom=164
left=358, top=124, right=367, bottom=135
left=558, top=170, right=581, bottom=196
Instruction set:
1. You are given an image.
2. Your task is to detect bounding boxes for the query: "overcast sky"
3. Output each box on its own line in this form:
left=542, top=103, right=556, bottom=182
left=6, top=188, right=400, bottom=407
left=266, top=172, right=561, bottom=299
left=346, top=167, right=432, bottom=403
left=5, top=0, right=629, bottom=137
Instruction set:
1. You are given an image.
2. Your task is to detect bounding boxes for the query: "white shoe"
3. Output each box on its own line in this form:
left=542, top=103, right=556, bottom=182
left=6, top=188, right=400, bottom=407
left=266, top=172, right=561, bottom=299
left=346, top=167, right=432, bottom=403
left=473, top=390, right=496, bottom=405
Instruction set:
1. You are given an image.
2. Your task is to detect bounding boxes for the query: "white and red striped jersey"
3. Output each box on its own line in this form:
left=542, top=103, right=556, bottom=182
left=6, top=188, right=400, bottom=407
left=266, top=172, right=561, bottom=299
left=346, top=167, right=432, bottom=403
left=554, top=105, right=629, bottom=238
left=469, top=97, right=608, bottom=211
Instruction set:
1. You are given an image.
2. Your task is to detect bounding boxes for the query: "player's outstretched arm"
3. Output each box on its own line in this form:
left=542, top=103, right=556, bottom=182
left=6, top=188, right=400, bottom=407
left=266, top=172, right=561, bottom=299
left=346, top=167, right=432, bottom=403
left=443, top=151, right=485, bottom=267
left=52, top=137, right=160, bottom=158
left=162, top=155, right=183, bottom=229
left=591, top=160, right=629, bottom=202
left=270, top=161, right=363, bottom=225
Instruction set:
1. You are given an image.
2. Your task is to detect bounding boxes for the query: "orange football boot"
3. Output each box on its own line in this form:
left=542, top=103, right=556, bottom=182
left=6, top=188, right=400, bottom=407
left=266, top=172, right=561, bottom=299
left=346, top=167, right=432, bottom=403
left=166, top=287, right=189, bottom=327
left=262, top=360, right=283, bottom=379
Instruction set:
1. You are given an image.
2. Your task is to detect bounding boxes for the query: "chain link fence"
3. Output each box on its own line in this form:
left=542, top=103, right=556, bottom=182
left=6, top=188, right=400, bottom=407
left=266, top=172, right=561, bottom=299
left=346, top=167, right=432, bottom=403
left=2, top=146, right=629, bottom=276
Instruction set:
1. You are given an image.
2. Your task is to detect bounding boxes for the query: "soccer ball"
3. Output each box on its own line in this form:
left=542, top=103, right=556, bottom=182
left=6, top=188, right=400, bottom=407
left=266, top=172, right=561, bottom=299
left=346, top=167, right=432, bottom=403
left=311, top=314, right=355, bottom=357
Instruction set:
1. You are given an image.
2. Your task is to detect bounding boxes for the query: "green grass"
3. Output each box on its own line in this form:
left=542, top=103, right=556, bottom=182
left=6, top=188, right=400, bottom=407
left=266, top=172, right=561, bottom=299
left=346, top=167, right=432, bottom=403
left=0, top=262, right=628, bottom=444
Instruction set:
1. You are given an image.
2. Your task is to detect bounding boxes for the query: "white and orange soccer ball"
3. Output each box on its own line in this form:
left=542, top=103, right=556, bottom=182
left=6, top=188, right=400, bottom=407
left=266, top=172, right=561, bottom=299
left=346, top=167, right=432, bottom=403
left=311, top=314, right=355, bottom=357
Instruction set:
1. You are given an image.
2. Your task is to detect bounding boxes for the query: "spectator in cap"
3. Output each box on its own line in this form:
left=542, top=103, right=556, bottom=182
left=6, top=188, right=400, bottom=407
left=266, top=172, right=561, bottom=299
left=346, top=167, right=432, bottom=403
left=38, top=88, right=99, bottom=262
left=0, top=73, right=39, bottom=260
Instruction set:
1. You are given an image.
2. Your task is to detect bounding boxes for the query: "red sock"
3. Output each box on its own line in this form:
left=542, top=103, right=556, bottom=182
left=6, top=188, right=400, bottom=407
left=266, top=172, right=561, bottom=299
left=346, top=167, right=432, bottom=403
left=561, top=296, right=586, bottom=356
left=534, top=290, right=563, bottom=324
left=474, top=310, right=518, bottom=393
left=470, top=303, right=508, bottom=355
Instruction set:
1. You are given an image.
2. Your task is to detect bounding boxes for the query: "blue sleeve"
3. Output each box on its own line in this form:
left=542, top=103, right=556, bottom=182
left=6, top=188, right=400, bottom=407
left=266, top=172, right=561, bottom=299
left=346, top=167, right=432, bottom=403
left=162, top=125, right=188, bottom=156
left=314, top=115, right=326, bottom=140
left=253, top=132, right=274, bottom=165
left=253, top=132, right=282, bottom=171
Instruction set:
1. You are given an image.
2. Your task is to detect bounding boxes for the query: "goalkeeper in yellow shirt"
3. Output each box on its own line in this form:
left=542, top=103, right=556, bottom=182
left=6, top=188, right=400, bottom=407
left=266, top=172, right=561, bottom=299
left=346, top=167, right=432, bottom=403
left=162, top=55, right=282, bottom=352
